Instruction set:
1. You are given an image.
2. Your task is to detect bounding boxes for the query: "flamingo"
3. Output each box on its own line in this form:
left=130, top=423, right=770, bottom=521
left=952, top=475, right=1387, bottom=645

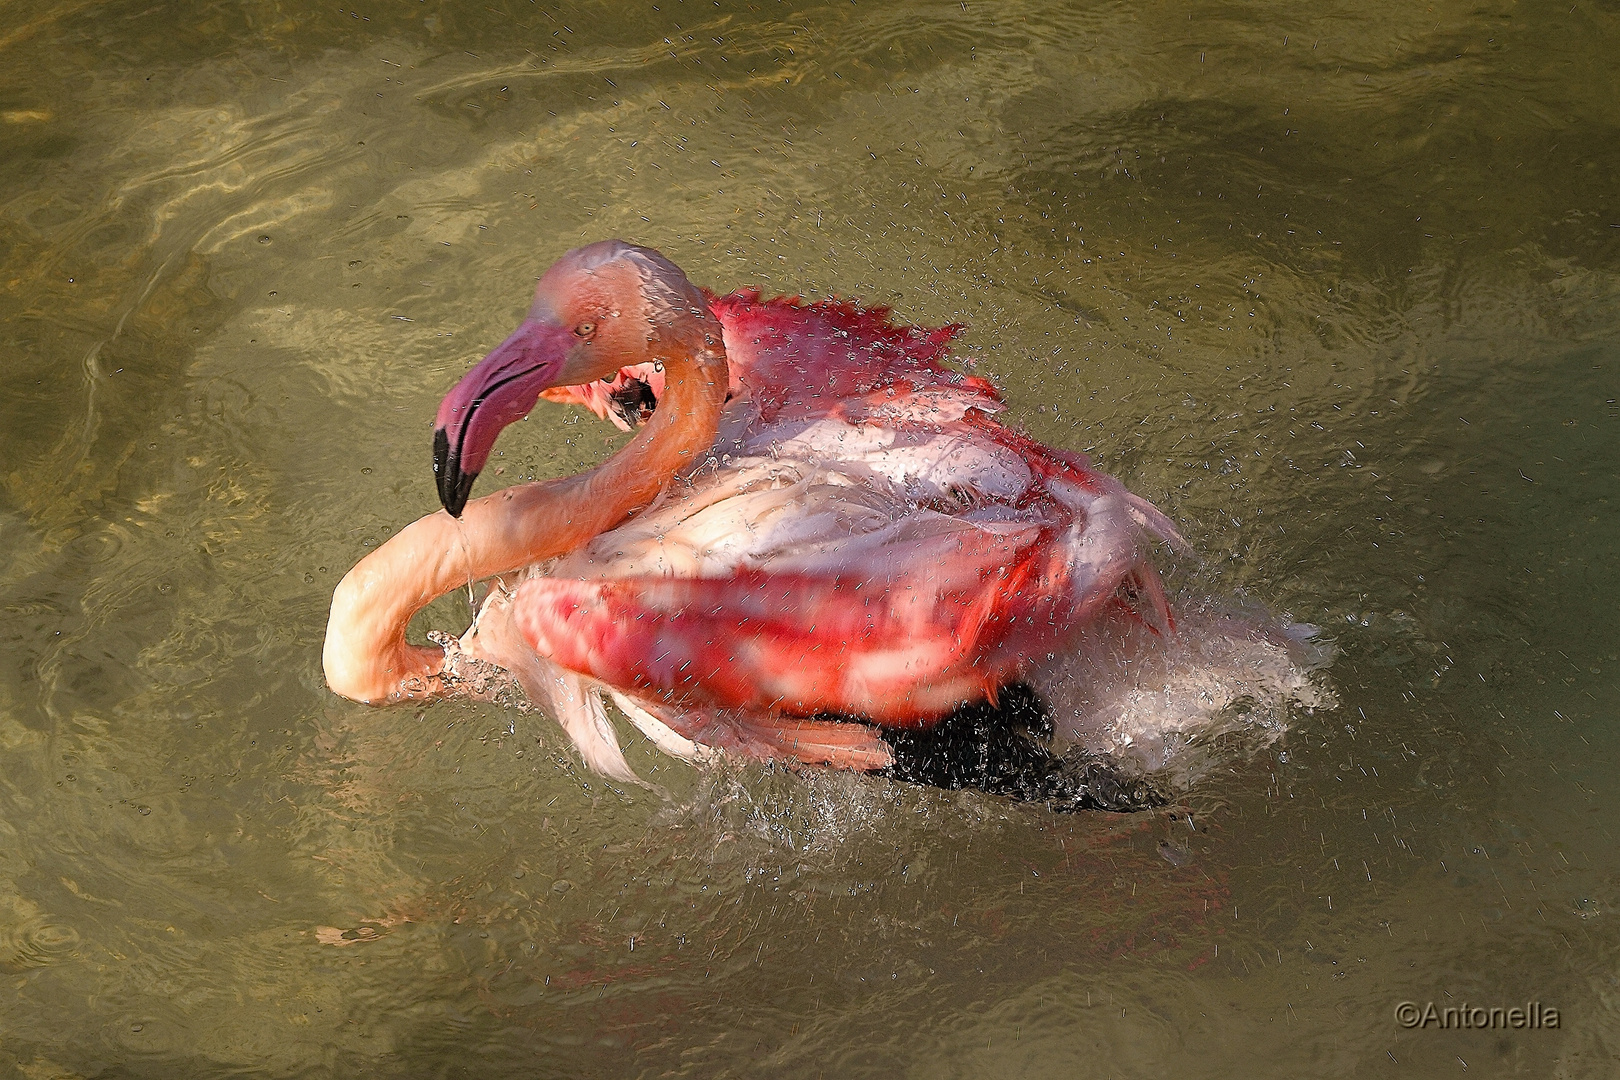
left=323, top=241, right=1185, bottom=784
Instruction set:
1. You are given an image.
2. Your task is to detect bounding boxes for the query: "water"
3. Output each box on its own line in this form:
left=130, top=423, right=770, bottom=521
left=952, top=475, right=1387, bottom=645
left=2, top=0, right=1617, bottom=1075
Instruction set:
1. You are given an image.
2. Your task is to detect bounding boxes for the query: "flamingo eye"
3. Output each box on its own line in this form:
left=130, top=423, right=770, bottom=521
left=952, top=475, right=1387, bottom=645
left=574, top=321, right=597, bottom=339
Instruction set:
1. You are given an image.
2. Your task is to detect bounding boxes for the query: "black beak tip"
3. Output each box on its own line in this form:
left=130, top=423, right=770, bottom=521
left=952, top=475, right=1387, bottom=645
left=432, top=427, right=476, bottom=519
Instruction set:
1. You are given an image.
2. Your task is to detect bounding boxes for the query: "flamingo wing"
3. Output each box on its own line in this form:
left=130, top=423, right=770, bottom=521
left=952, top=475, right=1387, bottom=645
left=512, top=423, right=1172, bottom=729
left=517, top=289, right=1180, bottom=769
left=516, top=523, right=1032, bottom=726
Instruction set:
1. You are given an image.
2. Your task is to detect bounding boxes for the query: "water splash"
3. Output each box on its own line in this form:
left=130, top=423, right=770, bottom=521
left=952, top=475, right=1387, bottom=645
left=1032, top=593, right=1337, bottom=785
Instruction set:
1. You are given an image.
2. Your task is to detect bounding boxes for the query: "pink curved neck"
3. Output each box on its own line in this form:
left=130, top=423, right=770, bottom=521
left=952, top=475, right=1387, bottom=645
left=323, top=340, right=728, bottom=703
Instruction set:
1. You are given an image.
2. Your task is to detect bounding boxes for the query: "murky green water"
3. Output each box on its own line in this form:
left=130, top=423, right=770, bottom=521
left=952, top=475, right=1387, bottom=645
left=2, top=0, right=1618, bottom=1075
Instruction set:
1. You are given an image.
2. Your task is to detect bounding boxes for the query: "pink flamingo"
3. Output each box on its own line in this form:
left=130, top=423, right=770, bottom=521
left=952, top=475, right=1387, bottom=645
left=323, top=241, right=1184, bottom=782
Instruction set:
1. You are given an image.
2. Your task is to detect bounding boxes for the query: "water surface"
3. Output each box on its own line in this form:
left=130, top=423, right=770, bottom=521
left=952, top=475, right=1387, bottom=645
left=2, top=0, right=1618, bottom=1076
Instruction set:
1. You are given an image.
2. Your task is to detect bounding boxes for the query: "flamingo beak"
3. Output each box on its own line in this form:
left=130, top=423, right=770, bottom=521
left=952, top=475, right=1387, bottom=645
left=432, top=317, right=578, bottom=517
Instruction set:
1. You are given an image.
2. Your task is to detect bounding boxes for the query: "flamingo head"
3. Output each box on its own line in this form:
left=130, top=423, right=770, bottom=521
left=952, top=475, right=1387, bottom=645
left=432, top=240, right=716, bottom=517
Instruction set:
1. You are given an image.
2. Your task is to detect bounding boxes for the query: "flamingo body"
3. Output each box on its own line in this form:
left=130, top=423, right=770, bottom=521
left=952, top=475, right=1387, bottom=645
left=509, top=291, right=1179, bottom=758
left=326, top=242, right=1183, bottom=779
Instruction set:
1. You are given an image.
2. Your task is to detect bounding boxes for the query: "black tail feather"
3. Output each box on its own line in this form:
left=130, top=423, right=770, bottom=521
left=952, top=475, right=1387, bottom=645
left=877, top=684, right=1165, bottom=813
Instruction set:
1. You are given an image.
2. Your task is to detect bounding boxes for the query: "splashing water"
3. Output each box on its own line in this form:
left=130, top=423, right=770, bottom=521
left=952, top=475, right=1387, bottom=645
left=1033, top=592, right=1336, bottom=784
